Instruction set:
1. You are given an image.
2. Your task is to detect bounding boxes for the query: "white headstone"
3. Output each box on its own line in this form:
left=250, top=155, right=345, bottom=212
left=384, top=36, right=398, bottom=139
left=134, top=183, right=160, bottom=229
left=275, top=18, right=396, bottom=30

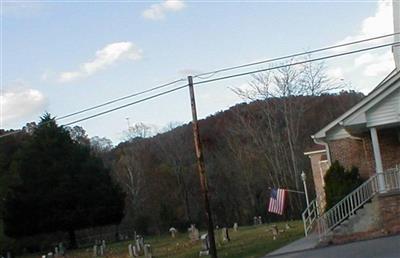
left=169, top=227, right=177, bottom=238
left=200, top=233, right=210, bottom=256
left=221, top=227, right=230, bottom=242
left=233, top=222, right=238, bottom=232
left=144, top=244, right=152, bottom=258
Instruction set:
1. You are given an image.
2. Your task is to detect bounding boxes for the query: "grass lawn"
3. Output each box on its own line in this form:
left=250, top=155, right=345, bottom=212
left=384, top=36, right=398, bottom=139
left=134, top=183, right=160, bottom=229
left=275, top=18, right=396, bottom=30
left=21, top=220, right=304, bottom=258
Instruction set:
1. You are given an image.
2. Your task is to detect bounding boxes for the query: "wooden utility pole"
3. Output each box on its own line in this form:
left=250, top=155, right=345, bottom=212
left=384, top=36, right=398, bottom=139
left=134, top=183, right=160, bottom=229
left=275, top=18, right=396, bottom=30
left=187, top=76, right=218, bottom=258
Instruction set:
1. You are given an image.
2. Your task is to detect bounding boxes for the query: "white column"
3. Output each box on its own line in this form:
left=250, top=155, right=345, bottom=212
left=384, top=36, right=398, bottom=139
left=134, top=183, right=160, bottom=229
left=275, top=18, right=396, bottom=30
left=370, top=127, right=385, bottom=192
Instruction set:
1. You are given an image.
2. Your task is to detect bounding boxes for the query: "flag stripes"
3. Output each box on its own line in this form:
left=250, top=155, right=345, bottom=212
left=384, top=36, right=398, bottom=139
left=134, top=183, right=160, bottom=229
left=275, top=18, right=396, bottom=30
left=268, top=188, right=287, bottom=215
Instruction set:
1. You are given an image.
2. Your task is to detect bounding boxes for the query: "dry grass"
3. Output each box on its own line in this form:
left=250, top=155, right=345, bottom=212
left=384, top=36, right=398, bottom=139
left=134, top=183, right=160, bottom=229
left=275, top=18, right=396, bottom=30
left=22, top=220, right=303, bottom=258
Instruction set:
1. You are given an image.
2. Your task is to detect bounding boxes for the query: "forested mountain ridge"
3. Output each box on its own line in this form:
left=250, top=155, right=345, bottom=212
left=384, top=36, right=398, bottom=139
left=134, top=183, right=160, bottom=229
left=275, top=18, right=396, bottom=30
left=110, top=91, right=364, bottom=234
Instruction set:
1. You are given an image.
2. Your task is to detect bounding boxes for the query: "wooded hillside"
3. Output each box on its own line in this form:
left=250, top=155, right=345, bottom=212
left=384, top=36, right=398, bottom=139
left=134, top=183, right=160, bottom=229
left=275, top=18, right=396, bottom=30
left=110, top=91, right=364, bottom=234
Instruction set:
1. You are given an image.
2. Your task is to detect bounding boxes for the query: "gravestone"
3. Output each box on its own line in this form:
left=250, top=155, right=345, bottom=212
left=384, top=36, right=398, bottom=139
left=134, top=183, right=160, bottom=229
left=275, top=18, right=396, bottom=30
left=101, top=240, right=106, bottom=250
left=271, top=225, right=279, bottom=240
left=47, top=252, right=54, bottom=258
left=128, top=244, right=139, bottom=257
left=135, top=236, right=144, bottom=255
left=221, top=227, right=230, bottom=242
left=285, top=223, right=292, bottom=230
left=169, top=227, right=177, bottom=238
left=144, top=244, right=153, bottom=258
left=54, top=246, right=59, bottom=257
left=258, top=216, right=263, bottom=225
left=58, top=242, right=65, bottom=256
left=233, top=222, right=238, bottom=232
left=93, top=245, right=98, bottom=257
left=99, top=245, right=104, bottom=256
left=199, top=233, right=210, bottom=256
left=253, top=216, right=258, bottom=225
left=188, top=224, right=200, bottom=242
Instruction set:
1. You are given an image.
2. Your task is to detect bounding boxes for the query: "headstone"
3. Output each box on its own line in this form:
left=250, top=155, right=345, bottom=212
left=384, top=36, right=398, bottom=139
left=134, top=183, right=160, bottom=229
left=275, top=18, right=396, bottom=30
left=6, top=253, right=11, bottom=258
left=169, top=227, right=177, bottom=238
left=128, top=244, right=139, bottom=257
left=47, top=252, right=54, bottom=258
left=144, top=244, right=152, bottom=258
left=188, top=224, right=200, bottom=242
left=253, top=216, right=258, bottom=225
left=54, top=246, right=59, bottom=257
left=101, top=240, right=106, bottom=250
left=93, top=245, right=98, bottom=257
left=285, top=223, right=292, bottom=230
left=135, top=236, right=144, bottom=254
left=58, top=242, right=65, bottom=256
left=221, top=227, right=230, bottom=242
left=199, top=234, right=210, bottom=256
left=258, top=216, right=263, bottom=225
left=271, top=225, right=279, bottom=240
left=233, top=222, right=238, bottom=232
left=99, top=245, right=104, bottom=256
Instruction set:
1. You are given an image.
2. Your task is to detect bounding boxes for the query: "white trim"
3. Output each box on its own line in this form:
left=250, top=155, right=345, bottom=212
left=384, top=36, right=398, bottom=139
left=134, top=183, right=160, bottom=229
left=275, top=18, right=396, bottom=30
left=312, top=70, right=400, bottom=139
left=370, top=127, right=385, bottom=192
left=303, top=149, right=326, bottom=156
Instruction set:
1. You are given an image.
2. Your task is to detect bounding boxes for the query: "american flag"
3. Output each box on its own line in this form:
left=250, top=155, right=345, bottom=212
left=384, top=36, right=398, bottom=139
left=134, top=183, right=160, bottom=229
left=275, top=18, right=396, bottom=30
left=268, top=188, right=287, bottom=215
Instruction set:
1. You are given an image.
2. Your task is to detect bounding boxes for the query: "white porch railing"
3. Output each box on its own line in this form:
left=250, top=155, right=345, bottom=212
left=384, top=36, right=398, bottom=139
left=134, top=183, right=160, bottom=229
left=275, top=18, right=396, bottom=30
left=302, top=199, right=319, bottom=236
left=316, top=168, right=400, bottom=240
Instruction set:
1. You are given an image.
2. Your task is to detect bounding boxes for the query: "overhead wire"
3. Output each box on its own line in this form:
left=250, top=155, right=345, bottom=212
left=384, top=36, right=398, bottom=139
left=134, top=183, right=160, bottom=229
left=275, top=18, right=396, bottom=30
left=63, top=83, right=189, bottom=126
left=1, top=36, right=399, bottom=138
left=194, top=41, right=400, bottom=85
left=57, top=78, right=186, bottom=121
left=193, top=32, right=400, bottom=80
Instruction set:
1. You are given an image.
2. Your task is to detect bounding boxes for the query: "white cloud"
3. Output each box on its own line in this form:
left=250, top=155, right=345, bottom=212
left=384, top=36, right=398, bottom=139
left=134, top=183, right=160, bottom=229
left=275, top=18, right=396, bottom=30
left=58, top=42, right=142, bottom=83
left=326, top=0, right=395, bottom=93
left=1, top=81, right=47, bottom=125
left=354, top=53, right=375, bottom=67
left=142, top=0, right=185, bottom=20
left=338, top=0, right=393, bottom=45
left=363, top=50, right=394, bottom=77
left=326, top=67, right=344, bottom=79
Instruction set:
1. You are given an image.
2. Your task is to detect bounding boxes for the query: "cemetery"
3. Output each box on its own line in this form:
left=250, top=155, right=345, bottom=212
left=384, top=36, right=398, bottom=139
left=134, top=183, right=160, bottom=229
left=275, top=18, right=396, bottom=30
left=17, top=221, right=303, bottom=258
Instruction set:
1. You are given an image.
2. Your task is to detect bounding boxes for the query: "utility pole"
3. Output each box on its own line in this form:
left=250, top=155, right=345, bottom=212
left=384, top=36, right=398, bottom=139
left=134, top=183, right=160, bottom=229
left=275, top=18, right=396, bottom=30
left=187, top=76, right=218, bottom=258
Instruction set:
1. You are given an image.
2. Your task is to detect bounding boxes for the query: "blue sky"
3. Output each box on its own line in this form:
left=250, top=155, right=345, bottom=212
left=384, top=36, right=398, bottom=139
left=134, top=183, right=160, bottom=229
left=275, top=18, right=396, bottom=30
left=1, top=0, right=397, bottom=143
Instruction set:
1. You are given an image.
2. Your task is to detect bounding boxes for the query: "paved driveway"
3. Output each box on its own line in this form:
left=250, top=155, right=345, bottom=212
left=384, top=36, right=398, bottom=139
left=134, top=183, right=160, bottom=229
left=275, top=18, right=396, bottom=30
left=265, top=234, right=400, bottom=258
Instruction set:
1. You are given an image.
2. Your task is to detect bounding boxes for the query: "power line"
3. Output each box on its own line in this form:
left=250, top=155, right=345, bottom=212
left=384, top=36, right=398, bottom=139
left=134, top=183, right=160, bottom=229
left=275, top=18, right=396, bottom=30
left=62, top=40, right=400, bottom=127
left=194, top=41, right=400, bottom=85
left=1, top=38, right=399, bottom=138
left=57, top=78, right=186, bottom=121
left=63, top=84, right=188, bottom=126
left=193, top=32, right=400, bottom=79
left=59, top=33, right=400, bottom=122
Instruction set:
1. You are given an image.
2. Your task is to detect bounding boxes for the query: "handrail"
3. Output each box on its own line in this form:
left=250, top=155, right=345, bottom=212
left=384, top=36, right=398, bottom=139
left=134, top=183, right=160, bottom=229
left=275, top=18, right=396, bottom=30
left=316, top=168, right=400, bottom=240
left=302, top=199, right=319, bottom=236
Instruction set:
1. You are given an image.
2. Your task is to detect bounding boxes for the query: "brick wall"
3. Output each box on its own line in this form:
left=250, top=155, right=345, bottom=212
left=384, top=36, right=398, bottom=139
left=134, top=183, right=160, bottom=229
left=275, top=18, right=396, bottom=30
left=378, top=192, right=400, bottom=235
left=328, top=127, right=400, bottom=178
left=308, top=153, right=328, bottom=211
left=377, top=128, right=400, bottom=171
left=328, top=136, right=374, bottom=179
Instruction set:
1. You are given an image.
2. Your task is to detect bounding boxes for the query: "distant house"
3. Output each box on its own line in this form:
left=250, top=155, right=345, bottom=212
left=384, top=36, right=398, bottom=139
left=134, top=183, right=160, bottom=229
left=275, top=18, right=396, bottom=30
left=303, top=0, right=400, bottom=243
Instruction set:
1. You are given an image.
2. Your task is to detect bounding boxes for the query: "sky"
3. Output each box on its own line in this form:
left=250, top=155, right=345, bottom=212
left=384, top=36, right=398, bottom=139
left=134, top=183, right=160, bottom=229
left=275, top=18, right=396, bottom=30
left=1, top=0, right=398, bottom=143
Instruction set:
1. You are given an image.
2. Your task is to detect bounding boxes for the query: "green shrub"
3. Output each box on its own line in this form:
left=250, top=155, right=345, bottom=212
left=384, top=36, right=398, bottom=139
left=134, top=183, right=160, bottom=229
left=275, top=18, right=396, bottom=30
left=324, top=161, right=364, bottom=211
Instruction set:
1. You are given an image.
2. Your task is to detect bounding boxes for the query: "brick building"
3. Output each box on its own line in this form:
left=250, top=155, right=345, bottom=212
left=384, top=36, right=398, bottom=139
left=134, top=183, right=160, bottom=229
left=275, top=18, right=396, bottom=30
left=302, top=0, right=400, bottom=242
left=306, top=70, right=400, bottom=211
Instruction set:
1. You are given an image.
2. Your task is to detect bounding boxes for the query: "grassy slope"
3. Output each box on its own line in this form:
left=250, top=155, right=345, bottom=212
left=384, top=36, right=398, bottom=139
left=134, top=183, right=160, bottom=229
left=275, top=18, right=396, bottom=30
left=21, top=221, right=303, bottom=258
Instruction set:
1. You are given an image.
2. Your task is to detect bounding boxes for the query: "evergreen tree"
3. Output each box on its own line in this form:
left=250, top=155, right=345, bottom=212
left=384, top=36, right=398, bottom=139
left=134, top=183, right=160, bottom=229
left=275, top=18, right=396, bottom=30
left=324, top=160, right=364, bottom=210
left=3, top=114, right=125, bottom=248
